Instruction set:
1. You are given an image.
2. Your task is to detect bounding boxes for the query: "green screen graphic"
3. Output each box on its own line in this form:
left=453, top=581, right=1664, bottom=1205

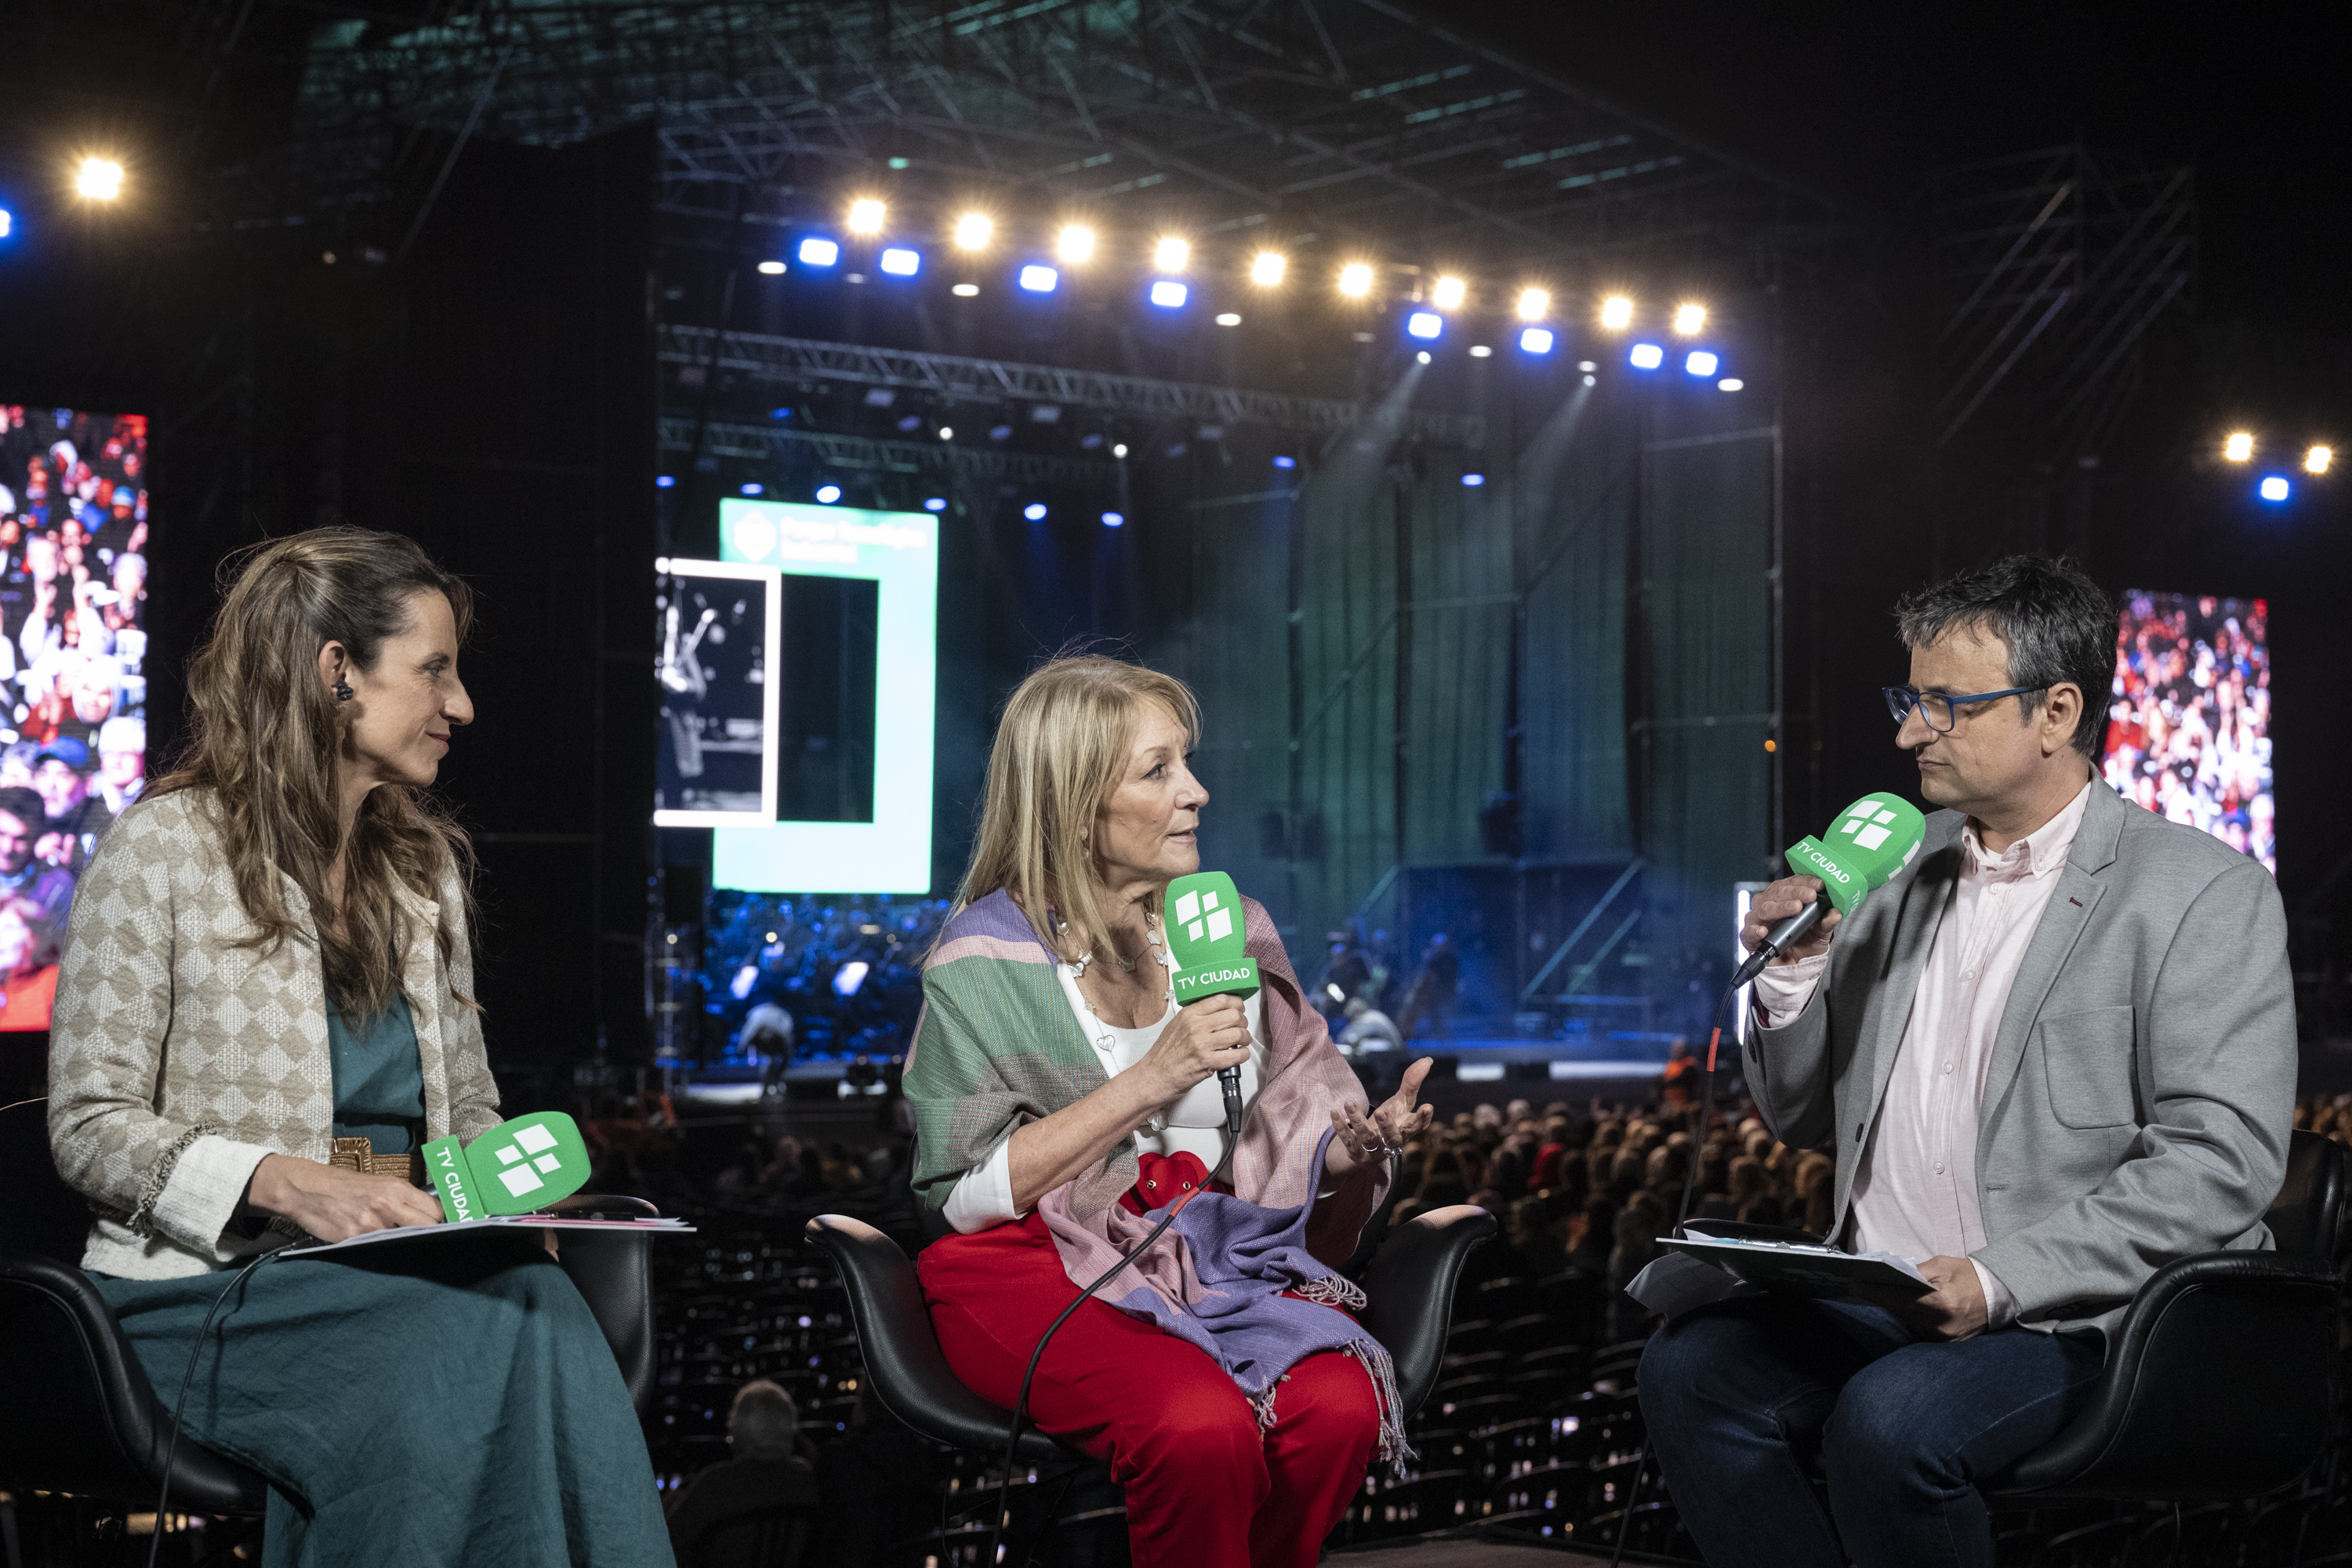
left=1784, top=793, right=1927, bottom=916
left=1163, top=872, right=1261, bottom=1004
left=711, top=501, right=938, bottom=895
left=421, top=1111, right=592, bottom=1222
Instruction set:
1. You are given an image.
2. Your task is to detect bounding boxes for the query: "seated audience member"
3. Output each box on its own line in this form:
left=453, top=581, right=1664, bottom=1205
left=0, top=786, right=73, bottom=928
left=0, top=891, right=58, bottom=1029
left=32, top=738, right=110, bottom=866
left=95, top=714, right=144, bottom=812
left=666, top=1379, right=820, bottom=1568
left=1335, top=994, right=1404, bottom=1055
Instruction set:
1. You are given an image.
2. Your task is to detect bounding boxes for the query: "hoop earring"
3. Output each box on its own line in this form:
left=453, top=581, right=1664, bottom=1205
left=333, top=678, right=354, bottom=703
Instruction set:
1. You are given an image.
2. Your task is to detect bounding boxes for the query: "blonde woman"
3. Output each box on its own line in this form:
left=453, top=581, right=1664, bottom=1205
left=905, top=655, right=1436, bottom=1568
left=46, top=527, right=669, bottom=1566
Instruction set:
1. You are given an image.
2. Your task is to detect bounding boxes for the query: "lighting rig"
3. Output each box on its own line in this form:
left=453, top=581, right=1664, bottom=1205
left=2218, top=429, right=2338, bottom=506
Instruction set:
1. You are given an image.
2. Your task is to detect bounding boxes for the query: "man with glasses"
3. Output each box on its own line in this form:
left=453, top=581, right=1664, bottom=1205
left=1640, top=554, right=2293, bottom=1568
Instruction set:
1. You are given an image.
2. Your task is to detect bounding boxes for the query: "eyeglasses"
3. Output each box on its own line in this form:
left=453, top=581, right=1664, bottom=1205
left=1883, top=684, right=2045, bottom=733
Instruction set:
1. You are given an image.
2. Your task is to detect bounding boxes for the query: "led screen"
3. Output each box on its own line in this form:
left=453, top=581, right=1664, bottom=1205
left=2104, top=590, right=2272, bottom=873
left=655, top=558, right=781, bottom=826
left=0, top=405, right=150, bottom=1029
left=708, top=501, right=937, bottom=894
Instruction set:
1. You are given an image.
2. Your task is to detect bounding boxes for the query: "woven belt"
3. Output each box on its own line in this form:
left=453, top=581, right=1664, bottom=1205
left=328, top=1136, right=427, bottom=1188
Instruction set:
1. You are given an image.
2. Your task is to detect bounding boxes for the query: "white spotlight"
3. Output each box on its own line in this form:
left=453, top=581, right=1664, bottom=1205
left=953, top=212, right=993, bottom=250
left=1600, top=295, right=1634, bottom=330
left=1432, top=275, right=1466, bottom=310
left=77, top=158, right=124, bottom=200
left=757, top=260, right=786, bottom=275
left=848, top=198, right=887, bottom=235
left=1517, top=288, right=1550, bottom=321
left=1215, top=312, right=1242, bottom=326
left=2223, top=432, right=2254, bottom=462
left=1251, top=252, right=1287, bottom=287
left=1338, top=263, right=1374, bottom=299
left=2309, top=445, right=2334, bottom=474
left=1153, top=236, right=1190, bottom=272
left=1674, top=303, right=1708, bottom=335
left=1057, top=224, right=1096, bottom=263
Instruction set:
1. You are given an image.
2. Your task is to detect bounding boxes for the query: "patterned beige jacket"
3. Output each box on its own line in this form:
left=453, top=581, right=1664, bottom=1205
left=46, top=789, right=503, bottom=1279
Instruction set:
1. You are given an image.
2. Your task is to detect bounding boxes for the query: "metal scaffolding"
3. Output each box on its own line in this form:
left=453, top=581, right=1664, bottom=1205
left=659, top=413, right=1116, bottom=485
left=659, top=324, right=1478, bottom=442
left=283, top=0, right=1842, bottom=276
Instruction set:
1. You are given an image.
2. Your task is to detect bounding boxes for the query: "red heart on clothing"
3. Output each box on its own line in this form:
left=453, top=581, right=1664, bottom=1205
left=1121, top=1149, right=1213, bottom=1214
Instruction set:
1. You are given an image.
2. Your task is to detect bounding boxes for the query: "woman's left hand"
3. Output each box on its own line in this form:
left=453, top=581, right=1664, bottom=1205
left=1325, top=1057, right=1436, bottom=1178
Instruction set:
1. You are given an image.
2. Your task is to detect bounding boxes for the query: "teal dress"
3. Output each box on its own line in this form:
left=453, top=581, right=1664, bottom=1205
left=91, top=975, right=673, bottom=1567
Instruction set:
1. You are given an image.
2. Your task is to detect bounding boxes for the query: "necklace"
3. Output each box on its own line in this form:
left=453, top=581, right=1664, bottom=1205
left=1055, top=911, right=1163, bottom=979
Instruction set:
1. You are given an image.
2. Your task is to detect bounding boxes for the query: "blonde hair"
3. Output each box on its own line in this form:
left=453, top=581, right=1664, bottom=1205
left=148, top=526, right=479, bottom=1019
left=956, top=655, right=1201, bottom=965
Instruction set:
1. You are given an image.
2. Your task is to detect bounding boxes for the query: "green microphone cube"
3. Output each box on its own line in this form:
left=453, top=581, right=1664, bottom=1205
left=420, top=1110, right=593, bottom=1223
left=1164, top=871, right=1260, bottom=1004
left=1784, top=793, right=1927, bottom=916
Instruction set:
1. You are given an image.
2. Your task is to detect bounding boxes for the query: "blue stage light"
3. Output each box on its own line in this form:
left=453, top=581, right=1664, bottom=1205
left=1406, top=311, right=1443, bottom=340
left=770, top=406, right=793, bottom=420
left=1519, top=327, right=1556, bottom=354
left=0, top=209, right=11, bottom=239
left=2259, top=475, right=2291, bottom=503
left=1102, top=511, right=1126, bottom=528
left=798, top=237, right=840, bottom=267
left=1019, top=264, right=1058, bottom=293
left=924, top=496, right=947, bottom=512
left=1686, top=350, right=1720, bottom=377
left=1461, top=473, right=1486, bottom=488
left=880, top=247, right=920, bottom=276
left=740, top=482, right=766, bottom=495
left=815, top=484, right=843, bottom=503
left=655, top=475, right=675, bottom=488
left=1272, top=456, right=1297, bottom=469
left=1023, top=502, right=1048, bottom=521
left=1629, top=343, right=1664, bottom=370
left=1149, top=280, right=1189, bottom=308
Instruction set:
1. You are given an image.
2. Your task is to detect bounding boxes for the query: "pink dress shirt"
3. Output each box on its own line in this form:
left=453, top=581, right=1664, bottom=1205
left=1752, top=779, right=2097, bottom=1327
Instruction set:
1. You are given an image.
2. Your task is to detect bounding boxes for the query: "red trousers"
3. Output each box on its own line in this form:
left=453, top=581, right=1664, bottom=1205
left=919, top=1212, right=1380, bottom=1568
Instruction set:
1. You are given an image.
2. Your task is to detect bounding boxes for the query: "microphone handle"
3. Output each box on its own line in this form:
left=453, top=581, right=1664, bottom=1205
left=1218, top=1064, right=1245, bottom=1140
left=1732, top=895, right=1829, bottom=989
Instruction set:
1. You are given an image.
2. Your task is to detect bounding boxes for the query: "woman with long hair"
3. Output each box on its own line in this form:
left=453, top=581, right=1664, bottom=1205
left=905, top=655, right=1436, bottom=1568
left=46, top=527, right=669, bottom=1565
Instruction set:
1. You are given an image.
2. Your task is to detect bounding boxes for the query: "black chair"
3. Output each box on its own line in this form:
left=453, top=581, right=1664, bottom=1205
left=804, top=1203, right=1497, bottom=1465
left=676, top=1499, right=819, bottom=1568
left=1984, top=1127, right=2347, bottom=1503
left=0, top=1183, right=667, bottom=1517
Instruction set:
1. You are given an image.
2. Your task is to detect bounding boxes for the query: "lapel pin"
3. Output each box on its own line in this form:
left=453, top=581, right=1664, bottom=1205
left=2068, top=897, right=2083, bottom=907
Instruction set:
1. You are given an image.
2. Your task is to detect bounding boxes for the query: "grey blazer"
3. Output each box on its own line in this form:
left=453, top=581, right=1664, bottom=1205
left=1748, top=778, right=2296, bottom=1340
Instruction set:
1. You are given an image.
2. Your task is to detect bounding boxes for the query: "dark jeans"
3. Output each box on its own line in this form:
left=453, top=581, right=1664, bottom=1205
left=1638, top=1294, right=2104, bottom=1568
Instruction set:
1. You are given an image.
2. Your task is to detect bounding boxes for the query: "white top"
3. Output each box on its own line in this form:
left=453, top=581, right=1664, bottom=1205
left=942, top=943, right=1269, bottom=1234
left=1754, top=779, right=2095, bottom=1326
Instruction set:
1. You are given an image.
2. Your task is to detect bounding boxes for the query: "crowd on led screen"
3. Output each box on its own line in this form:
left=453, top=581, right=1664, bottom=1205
left=0, top=406, right=148, bottom=1029
left=2103, top=590, right=2272, bottom=873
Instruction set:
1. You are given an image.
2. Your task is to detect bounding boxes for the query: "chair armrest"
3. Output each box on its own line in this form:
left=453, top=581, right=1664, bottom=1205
left=1357, top=1205, right=1498, bottom=1420
left=805, top=1215, right=1065, bottom=1461
left=544, top=1194, right=660, bottom=1416
left=1996, top=1250, right=2339, bottom=1501
left=0, top=1251, right=270, bottom=1512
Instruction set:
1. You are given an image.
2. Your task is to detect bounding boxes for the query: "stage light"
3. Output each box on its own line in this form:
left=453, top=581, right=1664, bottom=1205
left=757, top=260, right=786, bottom=275
left=1273, top=456, right=1297, bottom=469
left=2307, top=445, right=2332, bottom=474
left=1149, top=280, right=1189, bottom=308
left=655, top=475, right=676, bottom=488
left=1432, top=275, right=1466, bottom=310
left=1113, top=442, right=1130, bottom=458
left=2224, top=431, right=2254, bottom=461
left=815, top=484, right=843, bottom=503
left=1023, top=502, right=1048, bottom=521
left=1019, top=263, right=1058, bottom=292
left=1406, top=311, right=1443, bottom=339
left=770, top=406, right=794, bottom=419
left=740, top=482, right=765, bottom=495
left=1584, top=374, right=1597, bottom=387
left=1578, top=360, right=1597, bottom=372
left=2259, top=475, right=2291, bottom=503
left=1518, top=288, right=1550, bottom=321
left=953, top=282, right=979, bottom=296
left=989, top=424, right=1013, bottom=440
left=1461, top=473, right=1486, bottom=487
left=1600, top=295, right=1634, bottom=330
left=1719, top=378, right=1745, bottom=392
left=1215, top=312, right=1242, bottom=326
left=848, top=198, right=886, bottom=235
left=1251, top=252, right=1287, bottom=287
left=1520, top=327, right=1556, bottom=354
left=880, top=247, right=920, bottom=276
left=1102, top=511, right=1125, bottom=527
left=1057, top=224, right=1095, bottom=263
left=1674, top=303, right=1708, bottom=336
left=1338, top=263, right=1374, bottom=298
left=1469, top=345, right=1493, bottom=358
left=76, top=158, right=124, bottom=201
left=1686, top=350, right=1719, bottom=376
left=953, top=212, right=993, bottom=250
left=0, top=209, right=11, bottom=238
left=938, top=426, right=954, bottom=440
left=897, top=414, right=923, bottom=431
left=1630, top=342, right=1664, bottom=370
left=798, top=237, right=840, bottom=267
left=1154, top=236, right=1190, bottom=272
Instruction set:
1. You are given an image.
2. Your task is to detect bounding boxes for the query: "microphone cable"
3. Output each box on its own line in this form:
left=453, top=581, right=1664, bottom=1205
left=146, top=1245, right=285, bottom=1568
left=981, top=1072, right=1258, bottom=1568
